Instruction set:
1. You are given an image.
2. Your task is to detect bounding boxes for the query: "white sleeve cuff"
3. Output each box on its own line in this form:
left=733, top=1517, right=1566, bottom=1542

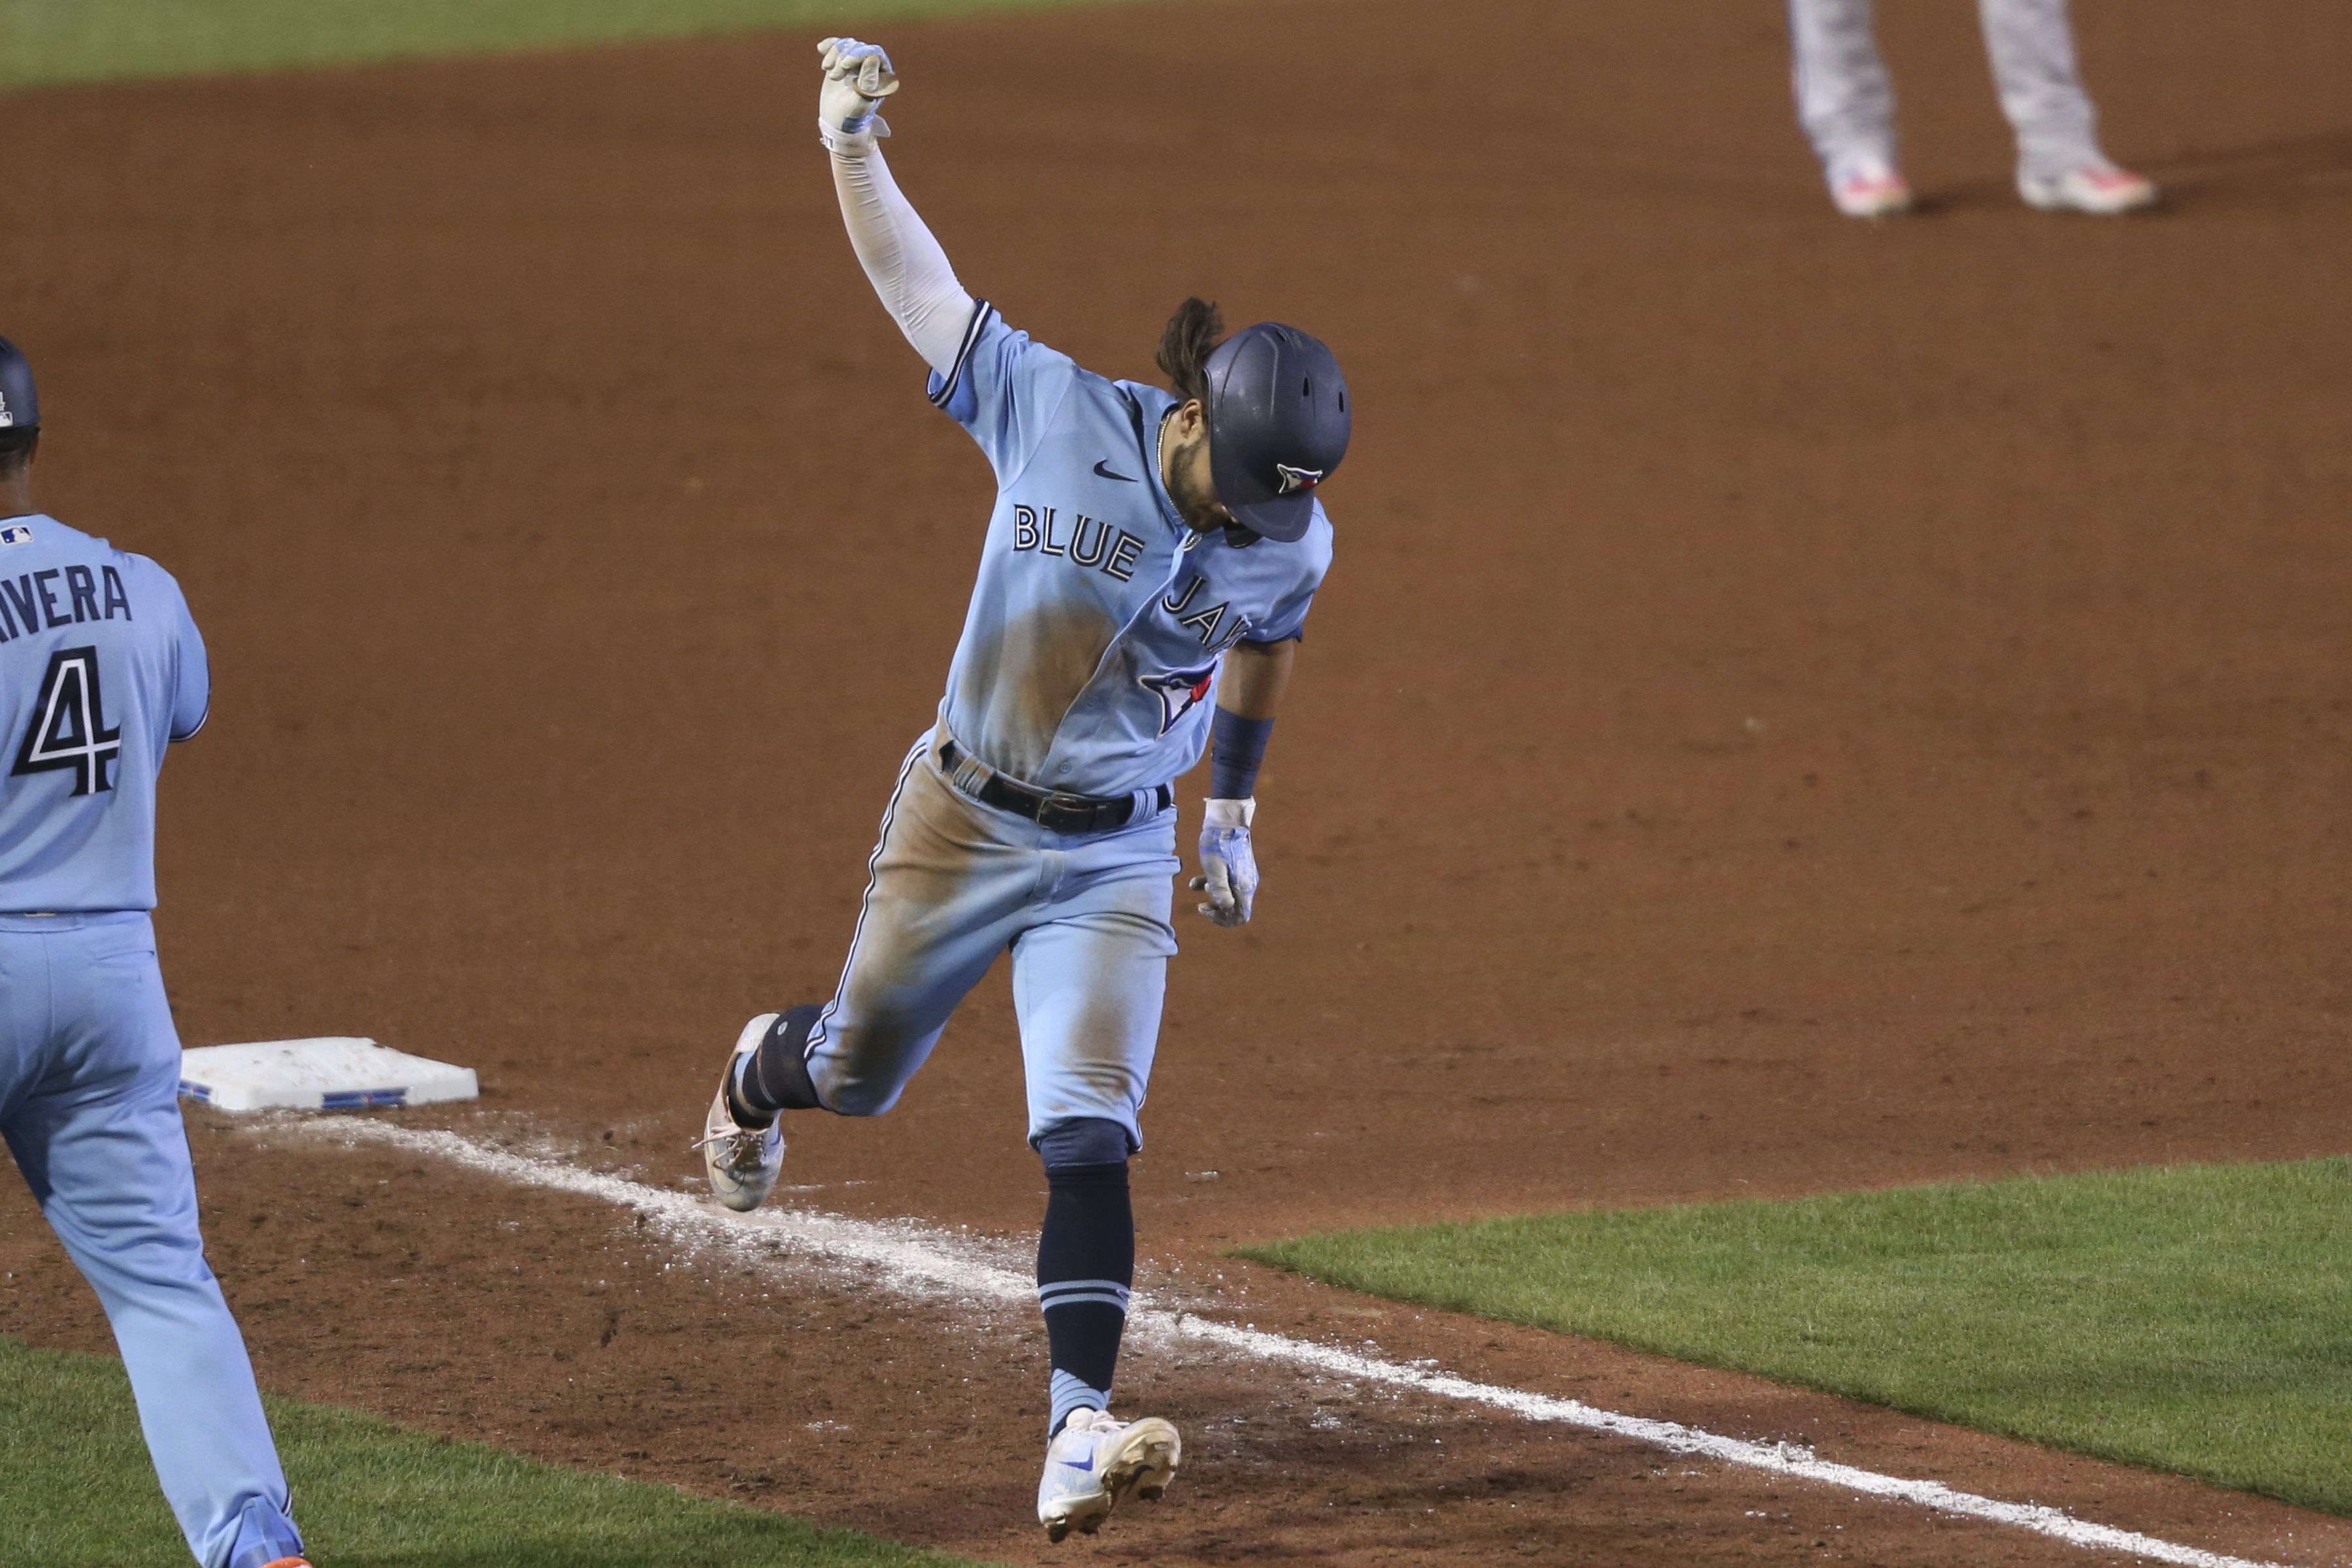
left=1204, top=798, right=1255, bottom=828
left=817, top=114, right=889, bottom=155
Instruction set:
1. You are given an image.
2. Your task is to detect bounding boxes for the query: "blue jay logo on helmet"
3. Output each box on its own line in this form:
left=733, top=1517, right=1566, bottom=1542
left=1141, top=664, right=1219, bottom=735
left=1274, top=463, right=1323, bottom=497
left=0, top=393, right=14, bottom=429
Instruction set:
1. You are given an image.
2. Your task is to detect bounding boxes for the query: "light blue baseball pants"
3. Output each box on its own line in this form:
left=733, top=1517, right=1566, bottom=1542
left=804, top=733, right=1181, bottom=1150
left=0, top=912, right=301, bottom=1568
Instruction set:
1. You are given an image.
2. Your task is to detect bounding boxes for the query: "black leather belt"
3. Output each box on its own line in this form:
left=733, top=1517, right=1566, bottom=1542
left=938, top=738, right=1171, bottom=835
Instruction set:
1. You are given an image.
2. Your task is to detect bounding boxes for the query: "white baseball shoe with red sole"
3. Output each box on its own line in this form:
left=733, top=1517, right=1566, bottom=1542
left=1829, top=164, right=1914, bottom=219
left=2019, top=163, right=2158, bottom=214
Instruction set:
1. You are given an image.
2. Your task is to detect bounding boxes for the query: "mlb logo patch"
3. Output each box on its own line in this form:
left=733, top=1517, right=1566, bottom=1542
left=0, top=524, right=32, bottom=546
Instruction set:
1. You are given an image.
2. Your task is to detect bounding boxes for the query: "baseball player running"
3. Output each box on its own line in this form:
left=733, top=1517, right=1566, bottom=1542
left=698, top=39, right=1349, bottom=1542
left=1790, top=0, right=2157, bottom=216
left=0, top=336, right=312, bottom=1568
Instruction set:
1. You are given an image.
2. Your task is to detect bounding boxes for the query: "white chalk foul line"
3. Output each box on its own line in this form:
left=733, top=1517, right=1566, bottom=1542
left=301, top=1119, right=1036, bottom=1307
left=1173, top=1321, right=2295, bottom=1568
left=301, top=1119, right=2291, bottom=1568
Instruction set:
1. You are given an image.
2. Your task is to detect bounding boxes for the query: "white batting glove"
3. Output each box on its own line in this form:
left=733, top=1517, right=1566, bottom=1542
left=1190, top=798, right=1258, bottom=927
left=817, top=36, right=900, bottom=153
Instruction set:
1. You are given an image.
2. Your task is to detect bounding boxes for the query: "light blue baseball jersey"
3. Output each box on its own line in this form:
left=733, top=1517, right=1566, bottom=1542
left=0, top=514, right=208, bottom=913
left=928, top=304, right=1331, bottom=798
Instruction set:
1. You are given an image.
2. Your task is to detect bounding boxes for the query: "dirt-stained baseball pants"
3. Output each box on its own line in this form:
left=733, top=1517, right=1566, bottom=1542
left=801, top=732, right=1181, bottom=1152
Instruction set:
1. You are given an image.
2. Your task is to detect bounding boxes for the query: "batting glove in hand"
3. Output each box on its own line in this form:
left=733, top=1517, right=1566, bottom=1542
left=1191, top=797, right=1258, bottom=927
left=817, top=36, right=899, bottom=145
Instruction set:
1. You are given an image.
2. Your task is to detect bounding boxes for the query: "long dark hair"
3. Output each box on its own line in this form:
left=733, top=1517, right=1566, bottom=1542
left=1155, top=297, right=1224, bottom=406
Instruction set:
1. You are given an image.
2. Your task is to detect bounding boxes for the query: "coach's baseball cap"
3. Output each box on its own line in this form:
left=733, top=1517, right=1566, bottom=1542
left=1203, top=323, right=1349, bottom=543
left=0, top=336, right=37, bottom=431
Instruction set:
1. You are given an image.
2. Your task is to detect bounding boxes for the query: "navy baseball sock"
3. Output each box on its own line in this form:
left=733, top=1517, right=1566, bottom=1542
left=730, top=1004, right=826, bottom=1124
left=1036, top=1120, right=1135, bottom=1436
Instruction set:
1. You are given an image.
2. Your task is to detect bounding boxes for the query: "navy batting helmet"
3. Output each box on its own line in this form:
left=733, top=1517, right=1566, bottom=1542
left=1203, top=323, right=1349, bottom=544
left=0, top=336, right=36, bottom=433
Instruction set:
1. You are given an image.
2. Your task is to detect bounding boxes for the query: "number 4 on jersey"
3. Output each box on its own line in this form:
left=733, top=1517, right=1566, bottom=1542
left=12, top=645, right=122, bottom=795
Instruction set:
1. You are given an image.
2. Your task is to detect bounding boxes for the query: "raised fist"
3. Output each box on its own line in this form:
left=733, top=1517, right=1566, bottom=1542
left=817, top=36, right=899, bottom=137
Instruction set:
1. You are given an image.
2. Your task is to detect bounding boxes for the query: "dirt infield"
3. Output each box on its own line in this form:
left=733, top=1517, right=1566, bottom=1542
left=5, top=0, right=2352, bottom=1561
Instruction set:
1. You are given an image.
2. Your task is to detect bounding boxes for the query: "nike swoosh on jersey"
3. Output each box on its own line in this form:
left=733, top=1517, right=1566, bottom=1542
left=1092, top=459, right=1138, bottom=483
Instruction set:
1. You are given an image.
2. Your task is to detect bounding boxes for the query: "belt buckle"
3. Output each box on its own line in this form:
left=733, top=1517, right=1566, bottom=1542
left=1034, top=793, right=1098, bottom=835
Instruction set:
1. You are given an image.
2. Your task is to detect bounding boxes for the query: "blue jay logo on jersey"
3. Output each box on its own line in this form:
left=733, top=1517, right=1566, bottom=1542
left=1141, top=663, right=1218, bottom=735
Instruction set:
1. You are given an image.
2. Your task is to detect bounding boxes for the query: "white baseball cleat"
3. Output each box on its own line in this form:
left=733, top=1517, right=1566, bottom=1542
left=698, top=1013, right=784, bottom=1212
left=2018, top=162, right=2158, bottom=215
left=1036, top=1408, right=1181, bottom=1543
left=1827, top=161, right=1914, bottom=219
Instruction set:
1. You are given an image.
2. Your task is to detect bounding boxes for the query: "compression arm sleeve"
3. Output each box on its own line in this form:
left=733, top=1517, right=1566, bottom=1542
left=832, top=144, right=978, bottom=379
left=1209, top=708, right=1275, bottom=801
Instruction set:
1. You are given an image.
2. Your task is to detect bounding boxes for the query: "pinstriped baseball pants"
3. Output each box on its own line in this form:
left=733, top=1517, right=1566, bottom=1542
left=801, top=732, right=1181, bottom=1151
left=1790, top=0, right=2109, bottom=178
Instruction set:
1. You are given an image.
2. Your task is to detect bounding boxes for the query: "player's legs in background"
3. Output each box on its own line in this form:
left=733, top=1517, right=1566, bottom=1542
left=1788, top=0, right=1912, bottom=215
left=0, top=915, right=304, bottom=1568
left=1978, top=0, right=2156, bottom=210
left=1978, top=0, right=2099, bottom=176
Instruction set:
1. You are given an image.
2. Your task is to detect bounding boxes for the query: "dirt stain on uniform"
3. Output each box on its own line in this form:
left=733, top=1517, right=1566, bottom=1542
left=951, top=601, right=1119, bottom=785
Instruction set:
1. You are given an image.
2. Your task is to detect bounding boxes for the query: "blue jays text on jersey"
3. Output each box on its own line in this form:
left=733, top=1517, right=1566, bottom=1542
left=0, top=515, right=208, bottom=913
left=926, top=303, right=1331, bottom=796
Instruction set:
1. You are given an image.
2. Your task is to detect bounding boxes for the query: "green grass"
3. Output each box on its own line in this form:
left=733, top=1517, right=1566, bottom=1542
left=1243, top=1157, right=2352, bottom=1515
left=0, top=0, right=1168, bottom=91
left=0, top=1335, right=993, bottom=1568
